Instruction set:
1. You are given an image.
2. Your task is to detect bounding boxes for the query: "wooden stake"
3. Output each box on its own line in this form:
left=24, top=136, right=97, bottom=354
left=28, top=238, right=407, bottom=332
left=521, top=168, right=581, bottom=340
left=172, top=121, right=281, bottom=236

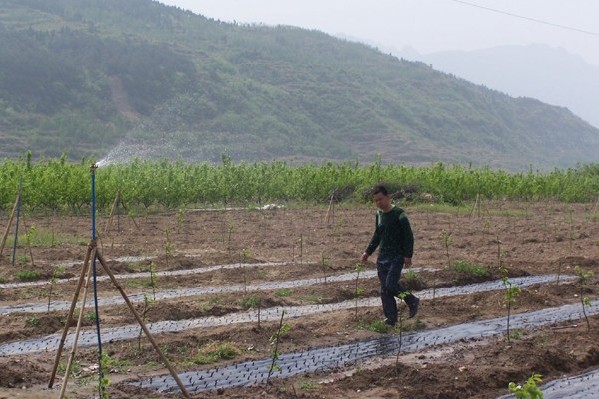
left=95, top=250, right=191, bottom=398
left=325, top=190, right=335, bottom=225
left=20, top=211, right=35, bottom=267
left=50, top=241, right=190, bottom=398
left=0, top=192, right=20, bottom=256
left=104, top=190, right=140, bottom=234
left=103, top=190, right=121, bottom=235
left=59, top=252, right=94, bottom=399
left=470, top=193, right=481, bottom=218
left=49, top=243, right=94, bottom=388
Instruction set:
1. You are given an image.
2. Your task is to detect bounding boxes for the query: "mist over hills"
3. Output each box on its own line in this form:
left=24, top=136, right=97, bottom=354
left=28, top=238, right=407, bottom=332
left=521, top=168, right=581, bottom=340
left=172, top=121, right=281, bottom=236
left=404, top=44, right=599, bottom=130
left=0, top=0, right=598, bottom=170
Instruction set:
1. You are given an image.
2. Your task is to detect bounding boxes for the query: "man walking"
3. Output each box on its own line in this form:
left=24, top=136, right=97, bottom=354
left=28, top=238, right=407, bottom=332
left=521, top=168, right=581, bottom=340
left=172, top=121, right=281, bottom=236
left=360, top=184, right=419, bottom=326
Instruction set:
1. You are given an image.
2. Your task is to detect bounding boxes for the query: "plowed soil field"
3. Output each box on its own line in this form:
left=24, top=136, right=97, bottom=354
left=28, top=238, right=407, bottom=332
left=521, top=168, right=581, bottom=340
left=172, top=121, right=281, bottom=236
left=0, top=201, right=598, bottom=398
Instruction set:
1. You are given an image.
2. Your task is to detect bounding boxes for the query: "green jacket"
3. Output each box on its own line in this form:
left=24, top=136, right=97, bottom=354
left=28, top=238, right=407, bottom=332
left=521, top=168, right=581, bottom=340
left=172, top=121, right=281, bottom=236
left=365, top=206, right=414, bottom=258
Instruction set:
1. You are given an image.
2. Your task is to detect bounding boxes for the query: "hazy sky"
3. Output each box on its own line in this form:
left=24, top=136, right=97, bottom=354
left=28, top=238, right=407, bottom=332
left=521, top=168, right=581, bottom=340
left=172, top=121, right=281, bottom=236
left=158, top=0, right=599, bottom=66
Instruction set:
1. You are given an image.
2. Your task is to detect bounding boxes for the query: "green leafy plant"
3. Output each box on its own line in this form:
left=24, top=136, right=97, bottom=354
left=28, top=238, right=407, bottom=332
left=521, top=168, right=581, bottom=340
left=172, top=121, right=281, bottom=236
left=15, top=269, right=41, bottom=281
left=441, top=230, right=453, bottom=268
left=15, top=254, right=29, bottom=264
left=502, top=268, right=521, bottom=344
left=299, top=380, right=319, bottom=392
left=85, top=311, right=98, bottom=323
left=395, top=291, right=409, bottom=370
left=574, top=265, right=594, bottom=331
left=24, top=223, right=36, bottom=266
left=47, top=265, right=65, bottom=312
left=367, top=319, right=389, bottom=334
left=508, top=328, right=524, bottom=341
left=138, top=293, right=155, bottom=350
left=275, top=288, right=292, bottom=297
left=508, top=373, right=544, bottom=398
left=266, top=310, right=291, bottom=385
left=319, top=253, right=330, bottom=284
left=99, top=352, right=112, bottom=399
left=240, top=294, right=263, bottom=328
left=241, top=248, right=251, bottom=293
left=226, top=223, right=235, bottom=256
left=176, top=208, right=185, bottom=234
left=57, top=359, right=82, bottom=377
left=403, top=269, right=421, bottom=281
left=192, top=341, right=240, bottom=364
left=241, top=248, right=251, bottom=261
left=147, top=262, right=158, bottom=301
left=240, top=294, right=262, bottom=309
left=453, top=260, right=490, bottom=278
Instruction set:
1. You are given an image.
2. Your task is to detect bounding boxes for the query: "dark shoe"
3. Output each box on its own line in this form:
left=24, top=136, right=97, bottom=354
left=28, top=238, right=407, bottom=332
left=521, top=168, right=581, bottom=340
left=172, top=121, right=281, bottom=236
left=408, top=297, right=420, bottom=319
left=384, top=318, right=396, bottom=327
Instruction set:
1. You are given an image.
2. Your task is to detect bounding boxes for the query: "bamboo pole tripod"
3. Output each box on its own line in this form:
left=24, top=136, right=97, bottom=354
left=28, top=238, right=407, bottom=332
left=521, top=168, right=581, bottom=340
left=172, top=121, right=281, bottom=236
left=104, top=188, right=140, bottom=236
left=0, top=186, right=20, bottom=257
left=0, top=178, right=35, bottom=267
left=325, top=188, right=336, bottom=225
left=47, top=164, right=190, bottom=399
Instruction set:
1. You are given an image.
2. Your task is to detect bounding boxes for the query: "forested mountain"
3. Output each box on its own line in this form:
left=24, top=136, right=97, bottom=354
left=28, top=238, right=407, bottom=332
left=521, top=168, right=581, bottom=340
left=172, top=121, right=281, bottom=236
left=0, top=0, right=598, bottom=170
left=407, top=44, right=599, bottom=130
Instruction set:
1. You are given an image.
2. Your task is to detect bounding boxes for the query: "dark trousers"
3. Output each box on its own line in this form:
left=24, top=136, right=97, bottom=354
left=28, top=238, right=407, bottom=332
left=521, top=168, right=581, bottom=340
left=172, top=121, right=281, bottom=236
left=377, top=255, right=416, bottom=324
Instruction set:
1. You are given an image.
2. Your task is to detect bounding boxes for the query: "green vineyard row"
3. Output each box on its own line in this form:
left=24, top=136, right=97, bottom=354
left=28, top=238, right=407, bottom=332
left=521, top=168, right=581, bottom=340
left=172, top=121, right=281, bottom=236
left=1, top=155, right=598, bottom=212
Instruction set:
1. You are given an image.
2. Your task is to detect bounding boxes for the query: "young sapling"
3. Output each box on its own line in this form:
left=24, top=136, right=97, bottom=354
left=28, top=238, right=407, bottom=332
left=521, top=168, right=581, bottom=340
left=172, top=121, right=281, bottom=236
left=502, top=268, right=521, bottom=344
left=266, top=310, right=291, bottom=385
left=574, top=265, right=594, bottom=331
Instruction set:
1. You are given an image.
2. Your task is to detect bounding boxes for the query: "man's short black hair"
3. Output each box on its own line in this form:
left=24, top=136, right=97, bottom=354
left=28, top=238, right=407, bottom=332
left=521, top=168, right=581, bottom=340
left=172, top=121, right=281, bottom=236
left=372, top=184, right=389, bottom=196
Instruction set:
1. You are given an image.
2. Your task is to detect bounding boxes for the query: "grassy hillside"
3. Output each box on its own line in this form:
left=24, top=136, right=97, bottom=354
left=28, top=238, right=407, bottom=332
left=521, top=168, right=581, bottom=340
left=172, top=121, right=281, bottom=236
left=0, top=0, right=598, bottom=170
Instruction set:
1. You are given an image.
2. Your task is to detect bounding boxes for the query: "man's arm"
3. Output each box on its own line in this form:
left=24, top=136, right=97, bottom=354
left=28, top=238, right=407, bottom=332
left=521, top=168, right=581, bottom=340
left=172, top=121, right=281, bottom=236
left=399, top=211, right=414, bottom=266
left=360, top=213, right=381, bottom=262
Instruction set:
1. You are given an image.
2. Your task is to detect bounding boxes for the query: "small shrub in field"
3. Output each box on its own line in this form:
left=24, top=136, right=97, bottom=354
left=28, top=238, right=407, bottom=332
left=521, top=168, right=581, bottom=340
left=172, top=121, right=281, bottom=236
left=502, top=268, right=521, bottom=344
left=574, top=265, right=594, bottom=331
left=15, top=254, right=29, bottom=264
left=299, top=380, right=319, bottom=392
left=193, top=341, right=241, bottom=364
left=508, top=373, right=543, bottom=398
left=441, top=230, right=453, bottom=268
left=267, top=311, right=291, bottom=384
left=84, top=311, right=98, bottom=322
left=453, top=261, right=490, bottom=278
left=240, top=295, right=262, bottom=309
left=367, top=320, right=389, bottom=333
left=15, top=270, right=41, bottom=280
left=403, top=269, right=421, bottom=281
left=275, top=288, right=292, bottom=297
left=48, top=265, right=65, bottom=312
left=508, top=328, right=524, bottom=341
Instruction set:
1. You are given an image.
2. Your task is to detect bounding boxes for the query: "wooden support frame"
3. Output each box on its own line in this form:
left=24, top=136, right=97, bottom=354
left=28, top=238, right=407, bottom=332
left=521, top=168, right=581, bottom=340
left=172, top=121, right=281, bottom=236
left=48, top=239, right=190, bottom=398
